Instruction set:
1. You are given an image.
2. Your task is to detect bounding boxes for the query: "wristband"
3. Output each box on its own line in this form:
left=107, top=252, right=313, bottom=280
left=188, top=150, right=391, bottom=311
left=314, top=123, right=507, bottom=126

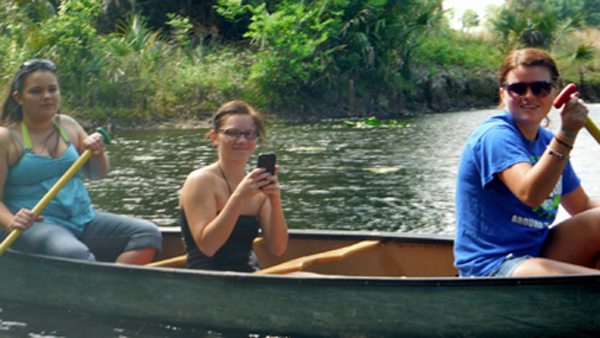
left=554, top=136, right=573, bottom=149
left=546, top=146, right=569, bottom=160
left=560, top=129, right=576, bottom=139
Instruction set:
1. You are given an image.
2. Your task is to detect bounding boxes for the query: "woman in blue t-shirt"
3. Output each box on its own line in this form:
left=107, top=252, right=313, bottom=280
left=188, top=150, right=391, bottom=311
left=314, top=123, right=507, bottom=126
left=455, top=48, right=600, bottom=277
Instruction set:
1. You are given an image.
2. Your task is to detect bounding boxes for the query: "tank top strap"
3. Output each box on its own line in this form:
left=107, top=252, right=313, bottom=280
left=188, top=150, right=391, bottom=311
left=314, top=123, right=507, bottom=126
left=6, top=126, right=26, bottom=152
left=21, top=118, right=71, bottom=150
left=52, top=118, right=72, bottom=144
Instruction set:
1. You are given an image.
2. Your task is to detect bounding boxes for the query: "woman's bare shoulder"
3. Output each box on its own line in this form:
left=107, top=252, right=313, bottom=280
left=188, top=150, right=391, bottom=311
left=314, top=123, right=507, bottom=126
left=56, top=114, right=81, bottom=127
left=0, top=126, right=21, bottom=167
left=55, top=115, right=85, bottom=141
left=180, top=165, right=222, bottom=210
left=0, top=125, right=12, bottom=140
left=0, top=125, right=19, bottom=149
left=184, top=164, right=219, bottom=187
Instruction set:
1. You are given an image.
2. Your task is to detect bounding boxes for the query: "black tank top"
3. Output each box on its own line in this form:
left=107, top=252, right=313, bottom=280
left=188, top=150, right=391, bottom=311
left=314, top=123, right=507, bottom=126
left=180, top=209, right=260, bottom=272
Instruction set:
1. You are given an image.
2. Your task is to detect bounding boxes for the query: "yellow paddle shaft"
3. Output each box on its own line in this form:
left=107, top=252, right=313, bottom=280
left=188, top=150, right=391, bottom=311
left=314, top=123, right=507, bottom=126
left=0, top=149, right=93, bottom=256
left=586, top=118, right=600, bottom=144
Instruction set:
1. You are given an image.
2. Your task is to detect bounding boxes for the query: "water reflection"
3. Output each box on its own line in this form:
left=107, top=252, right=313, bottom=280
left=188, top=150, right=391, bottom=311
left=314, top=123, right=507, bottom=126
left=0, top=302, right=224, bottom=338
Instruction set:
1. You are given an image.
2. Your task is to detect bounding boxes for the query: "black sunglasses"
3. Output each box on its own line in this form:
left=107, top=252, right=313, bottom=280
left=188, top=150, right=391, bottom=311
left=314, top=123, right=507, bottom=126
left=217, top=128, right=259, bottom=140
left=502, top=80, right=555, bottom=98
left=15, top=59, right=57, bottom=81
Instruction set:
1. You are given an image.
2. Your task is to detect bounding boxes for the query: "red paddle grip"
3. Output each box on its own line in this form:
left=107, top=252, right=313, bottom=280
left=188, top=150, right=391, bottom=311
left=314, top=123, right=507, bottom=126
left=553, top=83, right=578, bottom=108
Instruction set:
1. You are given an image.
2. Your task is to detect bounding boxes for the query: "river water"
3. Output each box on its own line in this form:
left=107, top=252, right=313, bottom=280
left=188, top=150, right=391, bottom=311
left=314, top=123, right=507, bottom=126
left=2, top=106, right=600, bottom=337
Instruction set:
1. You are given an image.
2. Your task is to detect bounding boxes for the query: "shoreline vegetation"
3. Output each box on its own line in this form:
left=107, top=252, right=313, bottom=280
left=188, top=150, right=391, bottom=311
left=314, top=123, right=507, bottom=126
left=2, top=0, right=600, bottom=131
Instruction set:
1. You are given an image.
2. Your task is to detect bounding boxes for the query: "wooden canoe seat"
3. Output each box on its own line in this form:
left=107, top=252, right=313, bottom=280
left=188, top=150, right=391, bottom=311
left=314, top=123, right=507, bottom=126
left=254, top=240, right=382, bottom=275
left=147, top=239, right=383, bottom=273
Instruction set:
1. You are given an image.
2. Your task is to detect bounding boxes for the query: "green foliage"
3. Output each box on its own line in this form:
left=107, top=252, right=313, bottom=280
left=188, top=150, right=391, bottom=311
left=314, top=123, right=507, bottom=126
left=461, top=9, right=480, bottom=31
left=344, top=116, right=408, bottom=128
left=166, top=13, right=193, bottom=48
left=419, top=30, right=502, bottom=70
left=0, top=0, right=598, bottom=126
left=45, top=0, right=101, bottom=58
left=215, top=0, right=447, bottom=111
left=492, top=0, right=587, bottom=51
left=546, top=0, right=585, bottom=23
left=243, top=2, right=332, bottom=106
left=215, top=0, right=247, bottom=21
left=114, top=13, right=160, bottom=54
left=334, top=0, right=444, bottom=82
left=584, top=0, right=600, bottom=26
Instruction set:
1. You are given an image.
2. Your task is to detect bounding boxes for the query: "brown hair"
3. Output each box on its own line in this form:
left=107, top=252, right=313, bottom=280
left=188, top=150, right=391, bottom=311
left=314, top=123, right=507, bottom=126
left=499, top=48, right=560, bottom=87
left=209, top=100, right=265, bottom=138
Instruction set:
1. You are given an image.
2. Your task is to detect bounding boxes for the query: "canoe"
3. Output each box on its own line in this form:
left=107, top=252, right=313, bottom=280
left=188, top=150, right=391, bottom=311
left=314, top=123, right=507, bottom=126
left=1, top=227, right=599, bottom=337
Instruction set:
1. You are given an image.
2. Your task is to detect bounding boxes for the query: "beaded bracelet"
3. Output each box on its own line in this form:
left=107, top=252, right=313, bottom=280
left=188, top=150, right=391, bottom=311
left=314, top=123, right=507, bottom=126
left=546, top=146, right=569, bottom=160
left=554, top=136, right=573, bottom=149
left=560, top=129, right=576, bottom=139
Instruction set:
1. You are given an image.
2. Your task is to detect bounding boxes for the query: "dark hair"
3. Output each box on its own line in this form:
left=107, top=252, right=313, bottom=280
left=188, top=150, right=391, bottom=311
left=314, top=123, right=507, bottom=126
left=209, top=100, right=265, bottom=138
left=499, top=48, right=560, bottom=87
left=1, top=59, right=58, bottom=125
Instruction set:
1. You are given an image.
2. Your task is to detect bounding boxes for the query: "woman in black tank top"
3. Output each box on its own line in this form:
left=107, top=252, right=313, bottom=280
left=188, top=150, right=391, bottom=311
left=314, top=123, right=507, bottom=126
left=179, top=101, right=288, bottom=272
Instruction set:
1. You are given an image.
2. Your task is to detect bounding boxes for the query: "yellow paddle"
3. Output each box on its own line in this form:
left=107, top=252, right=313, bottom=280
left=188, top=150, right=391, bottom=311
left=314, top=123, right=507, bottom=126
left=553, top=83, right=600, bottom=144
left=584, top=118, right=600, bottom=144
left=0, top=127, right=111, bottom=257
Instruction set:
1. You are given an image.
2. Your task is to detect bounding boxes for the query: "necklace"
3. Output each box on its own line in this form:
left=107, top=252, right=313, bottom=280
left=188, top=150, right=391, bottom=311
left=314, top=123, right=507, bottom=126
left=218, top=163, right=232, bottom=195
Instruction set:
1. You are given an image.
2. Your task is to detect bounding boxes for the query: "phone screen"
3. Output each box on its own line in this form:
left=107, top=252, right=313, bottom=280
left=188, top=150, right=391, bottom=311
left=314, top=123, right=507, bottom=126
left=257, top=153, right=276, bottom=175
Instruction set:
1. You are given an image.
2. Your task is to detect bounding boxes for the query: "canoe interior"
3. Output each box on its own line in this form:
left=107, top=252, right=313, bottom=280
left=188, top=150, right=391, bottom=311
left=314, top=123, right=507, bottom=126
left=155, top=228, right=458, bottom=277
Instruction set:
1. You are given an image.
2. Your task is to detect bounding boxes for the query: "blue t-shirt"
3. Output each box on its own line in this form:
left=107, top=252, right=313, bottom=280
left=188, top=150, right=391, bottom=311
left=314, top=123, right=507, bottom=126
left=454, top=110, right=580, bottom=277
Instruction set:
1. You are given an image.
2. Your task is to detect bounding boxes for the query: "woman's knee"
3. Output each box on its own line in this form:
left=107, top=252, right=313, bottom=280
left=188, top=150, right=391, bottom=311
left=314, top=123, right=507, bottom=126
left=126, top=220, right=162, bottom=251
left=131, top=233, right=163, bottom=252
left=44, top=238, right=96, bottom=261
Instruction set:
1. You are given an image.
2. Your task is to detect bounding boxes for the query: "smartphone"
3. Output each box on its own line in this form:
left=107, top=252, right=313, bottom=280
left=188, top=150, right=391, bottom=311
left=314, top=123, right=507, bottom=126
left=257, top=153, right=276, bottom=176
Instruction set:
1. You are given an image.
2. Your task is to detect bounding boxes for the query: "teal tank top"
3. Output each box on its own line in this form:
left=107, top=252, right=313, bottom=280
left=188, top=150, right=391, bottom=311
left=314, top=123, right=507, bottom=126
left=3, top=119, right=96, bottom=235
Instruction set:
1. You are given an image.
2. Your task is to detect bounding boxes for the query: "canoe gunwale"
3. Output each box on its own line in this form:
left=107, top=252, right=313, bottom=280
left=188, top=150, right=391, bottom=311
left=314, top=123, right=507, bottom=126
left=4, top=244, right=600, bottom=288
left=3, top=229, right=600, bottom=337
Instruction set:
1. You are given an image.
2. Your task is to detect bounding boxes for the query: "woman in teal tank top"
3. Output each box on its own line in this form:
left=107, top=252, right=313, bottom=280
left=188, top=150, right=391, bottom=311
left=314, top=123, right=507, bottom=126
left=0, top=59, right=162, bottom=264
left=179, top=100, right=288, bottom=271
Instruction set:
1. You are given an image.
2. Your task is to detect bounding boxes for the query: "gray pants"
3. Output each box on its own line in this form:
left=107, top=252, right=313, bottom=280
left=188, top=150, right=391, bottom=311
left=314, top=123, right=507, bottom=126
left=6, top=212, right=162, bottom=262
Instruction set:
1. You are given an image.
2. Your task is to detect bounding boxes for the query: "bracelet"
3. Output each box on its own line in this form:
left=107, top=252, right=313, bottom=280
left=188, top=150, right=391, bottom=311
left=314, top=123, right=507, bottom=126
left=560, top=129, right=576, bottom=139
left=546, top=146, right=569, bottom=160
left=554, top=136, right=573, bottom=149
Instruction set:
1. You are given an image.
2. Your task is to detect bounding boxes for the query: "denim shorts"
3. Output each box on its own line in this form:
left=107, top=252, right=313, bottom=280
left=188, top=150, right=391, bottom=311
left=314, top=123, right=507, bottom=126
left=488, top=254, right=533, bottom=277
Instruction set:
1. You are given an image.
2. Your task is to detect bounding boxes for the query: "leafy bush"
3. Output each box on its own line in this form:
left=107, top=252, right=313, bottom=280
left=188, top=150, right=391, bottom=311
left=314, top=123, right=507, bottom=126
left=0, top=0, right=598, bottom=127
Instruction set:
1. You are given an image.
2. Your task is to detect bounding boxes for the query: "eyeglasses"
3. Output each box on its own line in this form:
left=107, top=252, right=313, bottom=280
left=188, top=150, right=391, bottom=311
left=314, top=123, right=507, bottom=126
left=502, top=80, right=555, bottom=98
left=15, top=59, right=57, bottom=82
left=217, top=128, right=259, bottom=140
